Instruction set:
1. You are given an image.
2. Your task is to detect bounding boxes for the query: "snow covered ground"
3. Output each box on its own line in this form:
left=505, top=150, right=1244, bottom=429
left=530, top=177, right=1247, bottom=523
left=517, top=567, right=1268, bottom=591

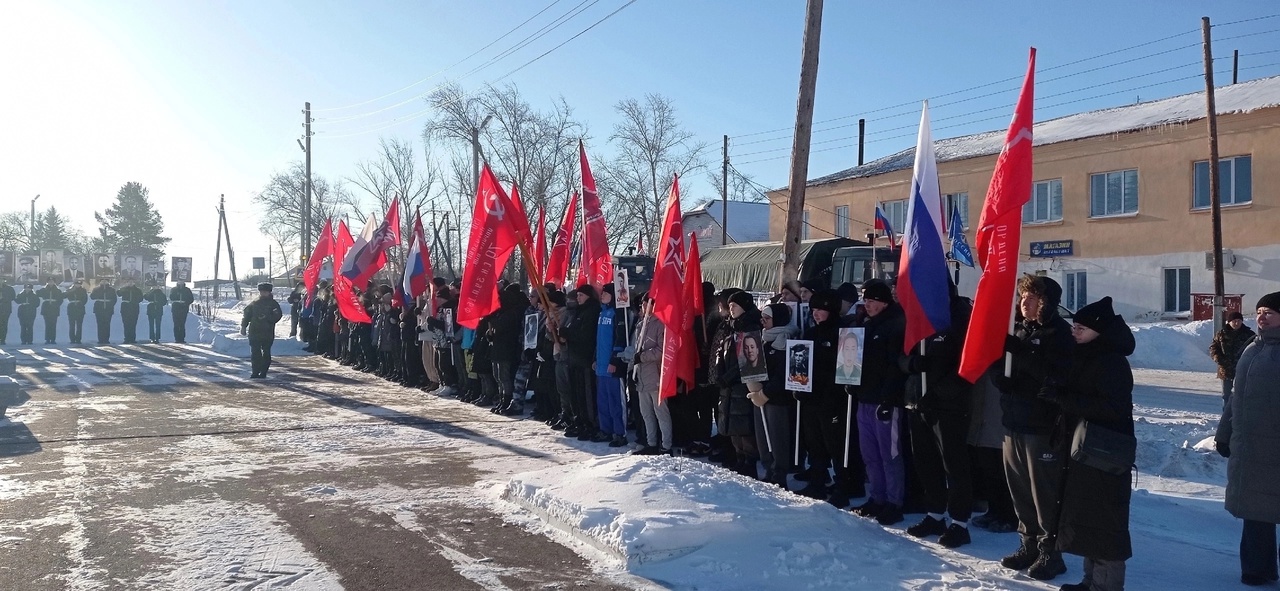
left=484, top=321, right=1247, bottom=590
left=0, top=313, right=1253, bottom=589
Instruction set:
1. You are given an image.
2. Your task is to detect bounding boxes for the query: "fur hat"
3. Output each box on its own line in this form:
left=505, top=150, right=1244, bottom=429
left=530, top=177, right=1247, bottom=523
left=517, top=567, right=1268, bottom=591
left=257, top=282, right=273, bottom=292
left=809, top=288, right=842, bottom=315
left=728, top=290, right=756, bottom=312
left=836, top=282, right=860, bottom=304
left=1257, top=291, right=1280, bottom=313
left=862, top=279, right=893, bottom=305
left=1073, top=296, right=1115, bottom=334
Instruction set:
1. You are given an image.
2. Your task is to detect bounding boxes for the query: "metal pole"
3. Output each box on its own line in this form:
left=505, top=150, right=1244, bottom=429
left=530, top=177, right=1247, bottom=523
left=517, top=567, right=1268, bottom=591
left=857, top=119, right=866, bottom=165
left=721, top=135, right=729, bottom=246
left=1203, top=17, right=1226, bottom=334
left=30, top=194, right=40, bottom=252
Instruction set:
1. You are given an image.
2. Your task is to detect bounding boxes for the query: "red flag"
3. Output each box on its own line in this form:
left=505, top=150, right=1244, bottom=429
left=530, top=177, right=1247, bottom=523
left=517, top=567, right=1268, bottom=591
left=545, top=194, right=577, bottom=288
left=533, top=205, right=547, bottom=283
left=303, top=218, right=333, bottom=297
left=686, top=231, right=704, bottom=318
left=579, top=141, right=611, bottom=289
left=652, top=176, right=686, bottom=400
left=508, top=183, right=535, bottom=258
left=637, top=233, right=645, bottom=255
left=959, top=48, right=1036, bottom=383
left=457, top=164, right=519, bottom=329
left=333, top=220, right=371, bottom=323
left=678, top=230, right=703, bottom=385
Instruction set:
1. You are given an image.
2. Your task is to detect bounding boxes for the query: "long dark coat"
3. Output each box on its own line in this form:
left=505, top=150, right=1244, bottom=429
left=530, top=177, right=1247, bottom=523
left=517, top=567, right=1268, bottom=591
left=713, top=309, right=761, bottom=437
left=1055, top=315, right=1136, bottom=561
left=1217, top=327, right=1280, bottom=524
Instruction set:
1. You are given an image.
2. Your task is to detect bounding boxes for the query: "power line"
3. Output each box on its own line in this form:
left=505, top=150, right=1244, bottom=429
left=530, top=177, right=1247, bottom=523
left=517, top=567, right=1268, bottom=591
left=313, top=0, right=568, bottom=114
left=314, top=0, right=636, bottom=139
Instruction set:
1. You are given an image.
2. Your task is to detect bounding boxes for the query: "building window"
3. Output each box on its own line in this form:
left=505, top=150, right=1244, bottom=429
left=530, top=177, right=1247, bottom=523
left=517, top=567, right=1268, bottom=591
left=802, top=210, right=810, bottom=240
left=1163, top=267, right=1191, bottom=314
left=1194, top=155, right=1252, bottom=209
left=884, top=199, right=908, bottom=235
left=1025, top=179, right=1064, bottom=223
left=1090, top=169, right=1139, bottom=217
left=945, top=192, right=969, bottom=229
left=834, top=205, right=849, bottom=238
left=1063, top=270, right=1087, bottom=312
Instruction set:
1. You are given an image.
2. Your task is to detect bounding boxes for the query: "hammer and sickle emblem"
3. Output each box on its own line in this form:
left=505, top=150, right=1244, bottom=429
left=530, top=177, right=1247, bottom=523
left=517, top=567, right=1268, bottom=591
left=485, top=192, right=506, bottom=220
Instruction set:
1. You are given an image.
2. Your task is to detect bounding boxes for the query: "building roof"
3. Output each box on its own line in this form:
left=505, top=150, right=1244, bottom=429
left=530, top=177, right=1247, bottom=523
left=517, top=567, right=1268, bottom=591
left=682, top=199, right=772, bottom=244
left=806, top=74, right=1280, bottom=188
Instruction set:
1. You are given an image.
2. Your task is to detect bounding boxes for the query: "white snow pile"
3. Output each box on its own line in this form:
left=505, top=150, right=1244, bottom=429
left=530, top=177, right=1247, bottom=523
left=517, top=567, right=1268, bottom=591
left=503, top=455, right=1022, bottom=590
left=196, top=300, right=308, bottom=358
left=1129, top=320, right=1216, bottom=372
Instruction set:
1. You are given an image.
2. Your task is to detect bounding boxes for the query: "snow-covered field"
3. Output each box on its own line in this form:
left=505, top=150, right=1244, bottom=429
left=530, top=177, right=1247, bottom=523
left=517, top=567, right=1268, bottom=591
left=0, top=312, right=1252, bottom=589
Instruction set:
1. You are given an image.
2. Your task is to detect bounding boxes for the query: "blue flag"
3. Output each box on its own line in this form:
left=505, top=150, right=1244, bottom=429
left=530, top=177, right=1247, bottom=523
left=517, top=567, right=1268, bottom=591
left=950, top=201, right=975, bottom=268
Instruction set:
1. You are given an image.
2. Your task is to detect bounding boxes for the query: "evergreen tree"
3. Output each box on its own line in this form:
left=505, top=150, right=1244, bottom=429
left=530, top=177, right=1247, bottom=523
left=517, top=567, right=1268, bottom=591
left=94, top=182, right=170, bottom=259
left=34, top=206, right=73, bottom=251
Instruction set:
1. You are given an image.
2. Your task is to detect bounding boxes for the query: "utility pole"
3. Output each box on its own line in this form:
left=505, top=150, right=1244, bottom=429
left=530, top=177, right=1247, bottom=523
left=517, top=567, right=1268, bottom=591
left=215, top=196, right=244, bottom=301
left=721, top=135, right=729, bottom=246
left=779, top=0, right=824, bottom=290
left=213, top=201, right=224, bottom=302
left=1203, top=17, right=1226, bottom=333
left=29, top=194, right=40, bottom=252
left=857, top=119, right=866, bottom=165
left=301, top=102, right=314, bottom=259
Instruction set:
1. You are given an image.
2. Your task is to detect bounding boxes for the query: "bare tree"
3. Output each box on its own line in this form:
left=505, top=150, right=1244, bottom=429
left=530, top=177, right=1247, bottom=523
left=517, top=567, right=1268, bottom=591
left=0, top=211, right=32, bottom=252
left=599, top=94, right=709, bottom=256
left=345, top=136, right=442, bottom=278
left=706, top=167, right=767, bottom=203
left=252, top=162, right=345, bottom=265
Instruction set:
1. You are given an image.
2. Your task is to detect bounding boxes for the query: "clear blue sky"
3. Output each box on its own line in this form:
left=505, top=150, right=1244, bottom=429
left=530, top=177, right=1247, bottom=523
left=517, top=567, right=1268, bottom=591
left=3, top=0, right=1278, bottom=279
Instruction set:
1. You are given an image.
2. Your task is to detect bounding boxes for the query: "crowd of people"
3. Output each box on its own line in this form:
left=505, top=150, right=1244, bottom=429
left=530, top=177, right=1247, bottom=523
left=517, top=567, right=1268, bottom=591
left=0, top=277, right=194, bottom=346
left=295, top=272, right=1280, bottom=591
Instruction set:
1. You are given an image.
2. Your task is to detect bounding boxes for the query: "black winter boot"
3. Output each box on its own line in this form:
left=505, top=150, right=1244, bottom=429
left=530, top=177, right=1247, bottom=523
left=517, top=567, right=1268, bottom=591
left=1000, top=539, right=1040, bottom=571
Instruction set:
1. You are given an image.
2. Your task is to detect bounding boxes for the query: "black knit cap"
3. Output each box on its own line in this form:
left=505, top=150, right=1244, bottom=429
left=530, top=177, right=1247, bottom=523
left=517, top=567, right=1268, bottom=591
left=1228, top=311, right=1244, bottom=321
left=1257, top=291, right=1280, bottom=313
left=1073, top=296, right=1115, bottom=333
left=836, top=282, right=860, bottom=304
left=763, top=302, right=792, bottom=326
left=801, top=278, right=824, bottom=293
left=577, top=284, right=597, bottom=300
left=547, top=291, right=567, bottom=307
left=809, top=288, right=842, bottom=315
left=862, top=279, right=893, bottom=305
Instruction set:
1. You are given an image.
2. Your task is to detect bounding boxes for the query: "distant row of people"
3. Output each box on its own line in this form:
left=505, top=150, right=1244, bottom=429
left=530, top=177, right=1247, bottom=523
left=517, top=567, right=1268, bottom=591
left=0, top=277, right=193, bottom=346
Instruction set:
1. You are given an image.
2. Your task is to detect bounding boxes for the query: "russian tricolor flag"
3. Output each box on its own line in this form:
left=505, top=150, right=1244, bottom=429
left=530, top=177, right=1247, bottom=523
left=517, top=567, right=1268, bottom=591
left=401, top=230, right=429, bottom=309
left=874, top=204, right=897, bottom=247
left=896, top=101, right=951, bottom=353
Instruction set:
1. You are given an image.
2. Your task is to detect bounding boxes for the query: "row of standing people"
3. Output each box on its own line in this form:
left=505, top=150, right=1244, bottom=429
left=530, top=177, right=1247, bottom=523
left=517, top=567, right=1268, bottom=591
left=0, top=277, right=194, bottom=346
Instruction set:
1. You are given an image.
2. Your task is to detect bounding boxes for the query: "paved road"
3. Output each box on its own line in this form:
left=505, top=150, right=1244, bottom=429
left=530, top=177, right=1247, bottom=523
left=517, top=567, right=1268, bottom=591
left=0, top=344, right=641, bottom=590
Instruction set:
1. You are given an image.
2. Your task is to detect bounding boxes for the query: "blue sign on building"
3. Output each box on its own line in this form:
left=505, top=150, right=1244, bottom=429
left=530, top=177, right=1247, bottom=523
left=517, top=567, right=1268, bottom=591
left=1029, top=240, right=1073, bottom=258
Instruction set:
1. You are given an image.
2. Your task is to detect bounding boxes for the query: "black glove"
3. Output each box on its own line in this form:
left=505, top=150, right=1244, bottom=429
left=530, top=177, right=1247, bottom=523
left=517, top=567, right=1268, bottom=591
left=992, top=374, right=1015, bottom=394
left=1004, top=334, right=1024, bottom=354
left=1217, top=439, right=1230, bottom=458
left=876, top=403, right=894, bottom=422
left=1037, top=384, right=1063, bottom=405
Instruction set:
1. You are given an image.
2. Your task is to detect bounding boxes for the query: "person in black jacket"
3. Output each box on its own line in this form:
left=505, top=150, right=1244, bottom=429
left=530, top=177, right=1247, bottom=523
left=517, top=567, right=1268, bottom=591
left=36, top=281, right=64, bottom=345
left=241, top=282, right=283, bottom=378
left=1210, top=311, right=1256, bottom=401
left=715, top=291, right=760, bottom=474
left=169, top=281, right=194, bottom=344
left=561, top=286, right=600, bottom=438
left=0, top=278, right=14, bottom=345
left=287, top=283, right=303, bottom=338
left=145, top=285, right=167, bottom=343
left=65, top=280, right=89, bottom=344
left=851, top=279, right=907, bottom=525
left=997, top=274, right=1075, bottom=581
left=1054, top=297, right=1135, bottom=591
left=531, top=291, right=564, bottom=423
left=91, top=279, right=118, bottom=344
left=903, top=281, right=975, bottom=548
left=753, top=302, right=798, bottom=487
left=15, top=284, right=39, bottom=345
left=796, top=289, right=865, bottom=507
left=490, top=285, right=529, bottom=415
left=118, top=280, right=144, bottom=344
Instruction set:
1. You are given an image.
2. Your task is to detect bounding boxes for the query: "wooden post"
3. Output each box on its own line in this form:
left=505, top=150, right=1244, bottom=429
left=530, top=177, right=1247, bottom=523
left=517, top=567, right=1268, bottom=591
left=1202, top=17, right=1226, bottom=334
left=779, top=0, right=825, bottom=292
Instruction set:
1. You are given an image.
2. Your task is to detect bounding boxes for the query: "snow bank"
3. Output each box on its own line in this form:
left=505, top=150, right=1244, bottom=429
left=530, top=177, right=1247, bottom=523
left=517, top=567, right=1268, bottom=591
left=1129, top=321, right=1216, bottom=372
left=503, top=455, right=1022, bottom=590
